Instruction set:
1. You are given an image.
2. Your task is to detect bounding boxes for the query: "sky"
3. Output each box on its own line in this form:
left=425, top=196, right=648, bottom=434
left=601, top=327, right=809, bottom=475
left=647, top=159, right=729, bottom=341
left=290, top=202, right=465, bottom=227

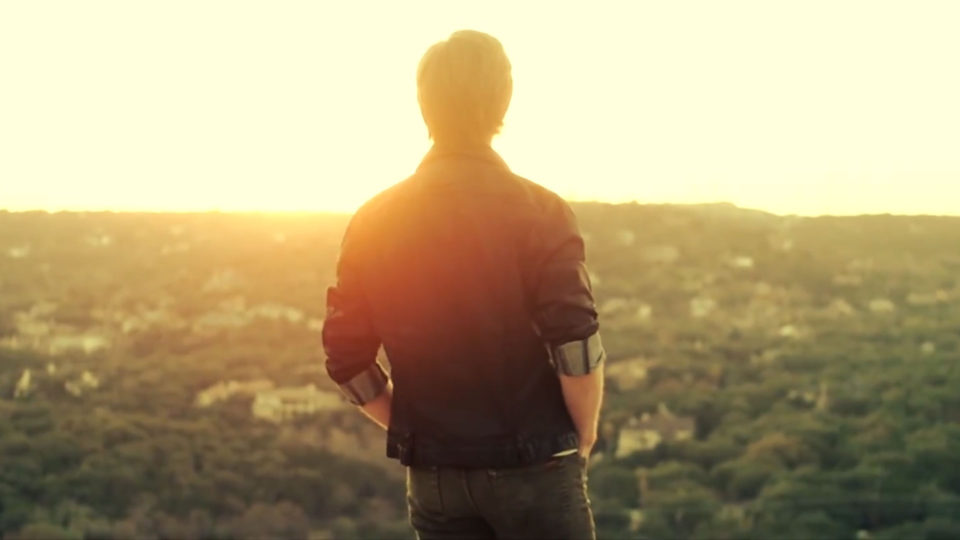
left=1, top=0, right=959, bottom=216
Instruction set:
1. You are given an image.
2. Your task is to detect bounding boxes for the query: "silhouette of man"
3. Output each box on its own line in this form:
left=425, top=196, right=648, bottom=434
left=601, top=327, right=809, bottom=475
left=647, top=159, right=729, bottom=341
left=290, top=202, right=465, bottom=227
left=323, top=30, right=604, bottom=539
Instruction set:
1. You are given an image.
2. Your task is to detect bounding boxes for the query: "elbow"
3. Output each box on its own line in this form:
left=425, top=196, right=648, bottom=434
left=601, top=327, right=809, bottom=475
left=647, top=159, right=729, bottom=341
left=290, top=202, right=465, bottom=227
left=550, top=331, right=606, bottom=377
left=329, top=361, right=390, bottom=406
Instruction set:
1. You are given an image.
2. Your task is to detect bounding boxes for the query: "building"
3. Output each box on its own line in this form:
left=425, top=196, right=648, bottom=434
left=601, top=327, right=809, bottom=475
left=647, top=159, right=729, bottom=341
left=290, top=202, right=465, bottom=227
left=195, top=379, right=275, bottom=407
left=730, top=255, right=755, bottom=269
left=615, top=403, right=695, bottom=458
left=642, top=245, right=680, bottom=264
left=690, top=296, right=717, bottom=318
left=616, top=229, right=637, bottom=246
left=868, top=298, right=896, bottom=314
left=13, top=369, right=32, bottom=399
left=249, top=303, right=304, bottom=324
left=907, top=291, right=948, bottom=306
left=48, top=333, right=110, bottom=355
left=251, top=384, right=347, bottom=423
left=605, top=358, right=650, bottom=392
left=7, top=245, right=31, bottom=259
left=65, top=371, right=101, bottom=397
left=824, top=298, right=856, bottom=318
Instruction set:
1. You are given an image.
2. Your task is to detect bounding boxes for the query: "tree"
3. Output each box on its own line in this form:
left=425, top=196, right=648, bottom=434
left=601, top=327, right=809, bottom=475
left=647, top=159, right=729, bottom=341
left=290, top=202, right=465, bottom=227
left=221, top=502, right=310, bottom=540
left=5, top=523, right=82, bottom=540
left=589, top=466, right=640, bottom=509
left=711, top=458, right=781, bottom=501
left=746, top=432, right=817, bottom=469
left=642, top=481, right=720, bottom=540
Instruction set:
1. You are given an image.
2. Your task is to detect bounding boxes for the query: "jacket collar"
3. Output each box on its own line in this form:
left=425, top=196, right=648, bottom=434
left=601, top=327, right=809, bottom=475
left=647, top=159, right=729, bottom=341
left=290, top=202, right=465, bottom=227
left=416, top=144, right=511, bottom=173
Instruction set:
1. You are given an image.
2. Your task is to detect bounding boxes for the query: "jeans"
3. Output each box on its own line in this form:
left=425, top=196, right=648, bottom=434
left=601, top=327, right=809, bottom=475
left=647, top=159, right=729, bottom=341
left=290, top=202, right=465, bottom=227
left=406, top=452, right=596, bottom=539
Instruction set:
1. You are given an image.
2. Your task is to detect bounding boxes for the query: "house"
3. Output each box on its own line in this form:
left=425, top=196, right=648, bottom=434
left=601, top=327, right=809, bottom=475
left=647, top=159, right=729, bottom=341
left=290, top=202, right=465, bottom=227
left=13, top=369, right=32, bottom=399
left=84, top=234, right=113, bottom=247
left=598, top=298, right=652, bottom=328
left=192, top=299, right=306, bottom=333
left=14, top=317, right=51, bottom=338
left=120, top=307, right=183, bottom=334
left=202, top=269, right=244, bottom=293
left=690, top=297, right=717, bottom=318
left=192, top=310, right=249, bottom=332
left=907, top=291, right=948, bottom=306
left=833, top=274, right=863, bottom=286
left=251, top=384, right=347, bottom=422
left=730, top=255, right=754, bottom=269
left=824, top=298, right=856, bottom=318
left=600, top=298, right=631, bottom=316
left=642, top=245, right=680, bottom=264
left=48, top=334, right=110, bottom=355
left=750, top=349, right=781, bottom=366
left=605, top=358, right=650, bottom=392
left=787, top=381, right=830, bottom=411
left=160, top=241, right=191, bottom=255
left=616, top=229, right=636, bottom=246
left=13, top=302, right=57, bottom=338
left=65, top=371, right=101, bottom=397
left=754, top=282, right=773, bottom=296
left=7, top=245, right=31, bottom=259
left=194, top=379, right=275, bottom=407
left=868, top=298, right=896, bottom=314
left=615, top=403, right=695, bottom=458
left=778, top=325, right=804, bottom=339
left=249, top=303, right=304, bottom=324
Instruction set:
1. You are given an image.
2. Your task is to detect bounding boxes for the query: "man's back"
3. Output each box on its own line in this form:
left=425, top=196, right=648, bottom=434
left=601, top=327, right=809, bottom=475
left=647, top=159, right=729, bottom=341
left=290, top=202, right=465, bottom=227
left=324, top=145, right=596, bottom=467
left=321, top=29, right=604, bottom=539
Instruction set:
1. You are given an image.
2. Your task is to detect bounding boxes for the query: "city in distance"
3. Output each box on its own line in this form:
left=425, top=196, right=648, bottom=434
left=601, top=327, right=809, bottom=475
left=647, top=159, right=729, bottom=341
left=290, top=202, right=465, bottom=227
left=2, top=202, right=959, bottom=538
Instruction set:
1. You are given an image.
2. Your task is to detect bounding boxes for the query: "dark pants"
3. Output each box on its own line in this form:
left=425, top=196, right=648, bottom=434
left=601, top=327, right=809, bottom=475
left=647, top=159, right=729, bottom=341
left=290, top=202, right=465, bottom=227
left=406, top=452, right=595, bottom=540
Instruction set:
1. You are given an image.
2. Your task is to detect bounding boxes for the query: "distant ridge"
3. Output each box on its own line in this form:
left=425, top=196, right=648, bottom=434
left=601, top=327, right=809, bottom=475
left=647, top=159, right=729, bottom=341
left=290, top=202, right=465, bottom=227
left=1, top=201, right=958, bottom=219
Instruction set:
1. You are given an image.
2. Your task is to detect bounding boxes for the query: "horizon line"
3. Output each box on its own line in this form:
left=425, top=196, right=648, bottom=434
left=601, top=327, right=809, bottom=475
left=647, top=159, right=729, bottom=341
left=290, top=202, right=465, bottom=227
left=3, top=201, right=960, bottom=219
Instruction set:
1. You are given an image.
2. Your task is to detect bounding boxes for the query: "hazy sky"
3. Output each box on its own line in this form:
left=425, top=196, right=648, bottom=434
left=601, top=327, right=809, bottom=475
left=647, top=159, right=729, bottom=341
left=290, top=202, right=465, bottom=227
left=2, top=1, right=958, bottom=215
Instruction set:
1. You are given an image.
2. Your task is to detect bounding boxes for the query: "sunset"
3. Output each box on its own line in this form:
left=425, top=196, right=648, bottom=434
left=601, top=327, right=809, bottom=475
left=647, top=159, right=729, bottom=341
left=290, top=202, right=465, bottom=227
left=4, top=2, right=960, bottom=539
left=3, top=1, right=959, bottom=215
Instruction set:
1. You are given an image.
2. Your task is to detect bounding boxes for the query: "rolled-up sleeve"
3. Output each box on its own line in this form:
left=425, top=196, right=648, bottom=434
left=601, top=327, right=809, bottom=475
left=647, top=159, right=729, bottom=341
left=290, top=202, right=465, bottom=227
left=529, top=198, right=605, bottom=376
left=322, top=216, right=388, bottom=405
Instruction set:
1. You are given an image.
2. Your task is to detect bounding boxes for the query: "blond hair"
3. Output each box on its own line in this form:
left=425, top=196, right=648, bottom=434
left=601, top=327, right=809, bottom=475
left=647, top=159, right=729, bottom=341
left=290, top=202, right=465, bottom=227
left=417, top=30, right=513, bottom=146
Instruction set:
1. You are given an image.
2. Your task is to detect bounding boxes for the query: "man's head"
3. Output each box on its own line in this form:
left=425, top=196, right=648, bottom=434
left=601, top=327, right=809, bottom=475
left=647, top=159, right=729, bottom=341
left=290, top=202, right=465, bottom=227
left=417, top=30, right=513, bottom=148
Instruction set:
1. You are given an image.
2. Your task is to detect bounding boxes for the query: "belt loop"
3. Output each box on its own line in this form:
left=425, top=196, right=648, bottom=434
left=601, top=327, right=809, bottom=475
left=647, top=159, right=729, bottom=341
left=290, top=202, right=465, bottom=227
left=515, top=434, right=539, bottom=465
left=398, top=432, right=415, bottom=464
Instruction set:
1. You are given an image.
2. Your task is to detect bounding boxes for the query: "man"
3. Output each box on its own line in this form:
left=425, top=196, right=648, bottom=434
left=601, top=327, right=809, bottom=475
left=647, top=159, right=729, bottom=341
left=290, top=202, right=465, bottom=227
left=322, top=30, right=605, bottom=539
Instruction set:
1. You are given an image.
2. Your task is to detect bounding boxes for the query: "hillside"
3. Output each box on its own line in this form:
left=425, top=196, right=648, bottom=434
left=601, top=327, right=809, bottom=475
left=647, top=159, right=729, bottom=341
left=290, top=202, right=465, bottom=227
left=1, top=204, right=959, bottom=539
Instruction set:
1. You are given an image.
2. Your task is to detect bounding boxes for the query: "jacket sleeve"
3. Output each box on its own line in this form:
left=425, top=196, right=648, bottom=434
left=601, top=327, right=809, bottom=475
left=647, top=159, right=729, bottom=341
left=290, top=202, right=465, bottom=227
left=322, top=215, right=388, bottom=405
left=529, top=198, right=606, bottom=376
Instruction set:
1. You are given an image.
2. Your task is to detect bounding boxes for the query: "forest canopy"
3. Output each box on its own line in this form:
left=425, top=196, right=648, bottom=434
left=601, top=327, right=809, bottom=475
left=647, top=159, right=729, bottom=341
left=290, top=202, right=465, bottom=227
left=1, top=204, right=959, bottom=539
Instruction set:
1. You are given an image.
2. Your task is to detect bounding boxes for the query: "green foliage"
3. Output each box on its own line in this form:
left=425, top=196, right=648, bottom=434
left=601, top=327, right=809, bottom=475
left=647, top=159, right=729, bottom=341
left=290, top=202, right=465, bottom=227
left=874, top=518, right=960, bottom=540
left=639, top=481, right=721, bottom=540
left=711, top=458, right=781, bottom=501
left=589, top=466, right=639, bottom=509
left=3, top=206, right=960, bottom=538
left=5, top=523, right=83, bottom=540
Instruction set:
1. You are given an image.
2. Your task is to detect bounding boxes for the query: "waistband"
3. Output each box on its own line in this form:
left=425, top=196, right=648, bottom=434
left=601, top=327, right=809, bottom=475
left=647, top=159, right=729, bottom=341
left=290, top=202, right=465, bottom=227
left=387, top=430, right=580, bottom=469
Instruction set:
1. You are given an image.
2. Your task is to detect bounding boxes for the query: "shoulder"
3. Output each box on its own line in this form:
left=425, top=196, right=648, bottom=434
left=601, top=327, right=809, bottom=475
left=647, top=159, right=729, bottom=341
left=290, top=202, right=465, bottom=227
left=348, top=175, right=418, bottom=233
left=507, top=173, right=570, bottom=215
left=509, top=174, right=578, bottom=230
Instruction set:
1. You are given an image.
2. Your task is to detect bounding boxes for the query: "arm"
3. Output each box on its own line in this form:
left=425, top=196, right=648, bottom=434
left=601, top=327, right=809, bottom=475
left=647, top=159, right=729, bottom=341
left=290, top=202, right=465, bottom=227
left=528, top=198, right=606, bottom=455
left=322, top=215, right=392, bottom=428
left=560, top=366, right=604, bottom=457
left=359, top=380, right=393, bottom=430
